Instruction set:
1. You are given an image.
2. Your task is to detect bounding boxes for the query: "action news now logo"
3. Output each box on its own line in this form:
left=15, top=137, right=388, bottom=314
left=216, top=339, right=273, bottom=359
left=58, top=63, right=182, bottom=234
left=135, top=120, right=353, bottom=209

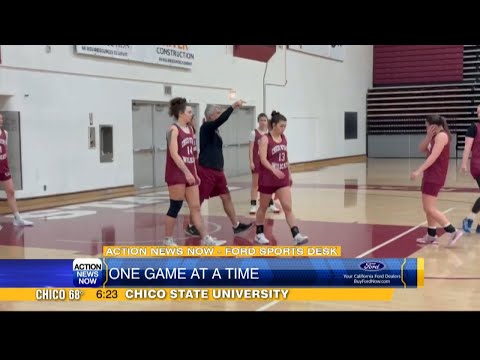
left=73, top=258, right=104, bottom=287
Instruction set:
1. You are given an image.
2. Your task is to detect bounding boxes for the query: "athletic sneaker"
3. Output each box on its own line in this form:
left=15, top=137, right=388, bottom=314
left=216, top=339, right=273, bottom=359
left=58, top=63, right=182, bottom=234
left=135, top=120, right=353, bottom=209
left=163, top=237, right=178, bottom=246
left=202, top=235, right=226, bottom=246
left=446, top=230, right=463, bottom=247
left=249, top=205, right=257, bottom=214
left=293, top=233, right=309, bottom=245
left=185, top=224, right=200, bottom=237
left=462, top=218, right=473, bottom=233
left=254, top=233, right=270, bottom=244
left=13, top=218, right=33, bottom=227
left=268, top=203, right=280, bottom=213
left=416, top=234, right=438, bottom=244
left=233, top=222, right=253, bottom=234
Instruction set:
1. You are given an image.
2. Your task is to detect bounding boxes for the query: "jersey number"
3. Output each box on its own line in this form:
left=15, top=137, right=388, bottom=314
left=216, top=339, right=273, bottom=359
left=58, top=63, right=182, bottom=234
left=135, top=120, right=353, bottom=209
left=279, top=152, right=286, bottom=162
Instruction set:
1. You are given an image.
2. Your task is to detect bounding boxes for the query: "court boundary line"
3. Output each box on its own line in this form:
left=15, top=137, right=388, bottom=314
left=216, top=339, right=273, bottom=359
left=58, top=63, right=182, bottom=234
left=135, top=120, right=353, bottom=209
left=228, top=182, right=480, bottom=194
left=255, top=207, right=455, bottom=312
left=3, top=185, right=250, bottom=221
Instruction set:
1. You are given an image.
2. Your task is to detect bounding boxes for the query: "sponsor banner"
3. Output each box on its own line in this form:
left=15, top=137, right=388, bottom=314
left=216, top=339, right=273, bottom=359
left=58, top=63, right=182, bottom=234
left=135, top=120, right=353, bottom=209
left=75, top=45, right=195, bottom=69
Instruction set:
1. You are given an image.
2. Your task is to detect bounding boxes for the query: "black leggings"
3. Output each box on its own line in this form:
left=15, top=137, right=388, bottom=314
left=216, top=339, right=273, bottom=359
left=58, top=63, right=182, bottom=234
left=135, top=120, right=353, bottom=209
left=473, top=177, right=480, bottom=213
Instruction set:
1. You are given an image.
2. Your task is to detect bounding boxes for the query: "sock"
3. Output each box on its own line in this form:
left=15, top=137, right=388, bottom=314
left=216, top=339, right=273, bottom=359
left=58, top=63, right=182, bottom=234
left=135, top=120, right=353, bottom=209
left=14, top=212, right=21, bottom=220
left=468, top=212, right=476, bottom=220
left=269, top=199, right=274, bottom=206
left=233, top=221, right=239, bottom=229
left=256, top=225, right=264, bottom=234
left=291, top=226, right=300, bottom=238
left=251, top=200, right=257, bottom=206
left=443, top=224, right=456, bottom=233
left=427, top=227, right=437, bottom=237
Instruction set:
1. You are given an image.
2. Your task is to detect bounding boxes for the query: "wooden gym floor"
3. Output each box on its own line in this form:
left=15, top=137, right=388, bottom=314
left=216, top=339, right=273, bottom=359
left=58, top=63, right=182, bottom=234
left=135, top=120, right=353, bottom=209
left=1, top=156, right=479, bottom=311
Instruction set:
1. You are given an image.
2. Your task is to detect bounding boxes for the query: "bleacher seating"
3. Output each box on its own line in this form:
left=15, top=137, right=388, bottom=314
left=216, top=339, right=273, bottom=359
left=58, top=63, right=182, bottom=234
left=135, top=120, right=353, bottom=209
left=367, top=45, right=480, bottom=156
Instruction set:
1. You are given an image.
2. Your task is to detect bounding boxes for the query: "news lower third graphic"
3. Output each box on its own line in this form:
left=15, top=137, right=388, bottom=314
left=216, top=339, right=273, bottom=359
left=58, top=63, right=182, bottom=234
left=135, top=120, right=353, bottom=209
left=0, top=246, right=424, bottom=302
left=0, top=255, right=423, bottom=289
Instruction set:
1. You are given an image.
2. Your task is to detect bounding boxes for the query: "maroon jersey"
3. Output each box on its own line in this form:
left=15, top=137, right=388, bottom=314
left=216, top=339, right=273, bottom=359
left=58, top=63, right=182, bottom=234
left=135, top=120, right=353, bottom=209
left=259, top=133, right=290, bottom=188
left=0, top=129, right=10, bottom=174
left=252, top=129, right=265, bottom=170
left=470, top=123, right=480, bottom=178
left=165, top=123, right=198, bottom=186
left=423, top=132, right=450, bottom=185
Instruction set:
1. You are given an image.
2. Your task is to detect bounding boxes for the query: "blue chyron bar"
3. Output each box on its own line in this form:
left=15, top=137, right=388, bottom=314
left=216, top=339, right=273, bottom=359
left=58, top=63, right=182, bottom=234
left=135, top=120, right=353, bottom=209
left=0, top=258, right=423, bottom=288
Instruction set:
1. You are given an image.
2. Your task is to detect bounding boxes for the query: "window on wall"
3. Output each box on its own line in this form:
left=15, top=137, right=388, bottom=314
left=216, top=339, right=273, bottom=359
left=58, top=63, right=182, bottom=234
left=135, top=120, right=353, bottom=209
left=345, top=112, right=358, bottom=140
left=100, top=125, right=113, bottom=162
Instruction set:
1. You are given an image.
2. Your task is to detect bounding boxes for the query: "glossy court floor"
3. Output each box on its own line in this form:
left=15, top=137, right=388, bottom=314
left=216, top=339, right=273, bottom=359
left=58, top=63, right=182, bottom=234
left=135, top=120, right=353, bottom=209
left=1, top=157, right=480, bottom=311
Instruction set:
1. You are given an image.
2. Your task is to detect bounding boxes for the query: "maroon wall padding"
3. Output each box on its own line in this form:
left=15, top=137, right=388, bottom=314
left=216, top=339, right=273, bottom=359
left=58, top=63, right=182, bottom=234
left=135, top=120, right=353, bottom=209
left=233, top=45, right=276, bottom=63
left=373, top=45, right=464, bottom=86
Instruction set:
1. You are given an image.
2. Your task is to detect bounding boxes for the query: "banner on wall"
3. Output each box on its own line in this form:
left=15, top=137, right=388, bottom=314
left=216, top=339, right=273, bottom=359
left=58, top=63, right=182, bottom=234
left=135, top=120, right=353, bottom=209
left=288, top=45, right=345, bottom=61
left=75, top=45, right=195, bottom=69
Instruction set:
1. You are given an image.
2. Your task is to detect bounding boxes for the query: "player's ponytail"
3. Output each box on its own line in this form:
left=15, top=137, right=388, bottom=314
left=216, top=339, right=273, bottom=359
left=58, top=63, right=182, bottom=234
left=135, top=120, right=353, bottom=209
left=439, top=115, right=452, bottom=140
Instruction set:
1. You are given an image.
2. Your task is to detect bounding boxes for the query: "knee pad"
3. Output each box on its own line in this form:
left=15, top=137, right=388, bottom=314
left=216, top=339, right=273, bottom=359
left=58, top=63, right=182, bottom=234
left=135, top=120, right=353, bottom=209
left=167, top=199, right=183, bottom=218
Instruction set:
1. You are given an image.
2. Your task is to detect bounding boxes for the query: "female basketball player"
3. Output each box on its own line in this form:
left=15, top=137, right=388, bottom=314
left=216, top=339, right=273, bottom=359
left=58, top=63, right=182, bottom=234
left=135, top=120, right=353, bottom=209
left=164, top=97, right=225, bottom=246
left=249, top=113, right=279, bottom=214
left=411, top=114, right=463, bottom=247
left=254, top=110, right=308, bottom=245
left=0, top=113, right=33, bottom=227
left=461, top=105, right=480, bottom=233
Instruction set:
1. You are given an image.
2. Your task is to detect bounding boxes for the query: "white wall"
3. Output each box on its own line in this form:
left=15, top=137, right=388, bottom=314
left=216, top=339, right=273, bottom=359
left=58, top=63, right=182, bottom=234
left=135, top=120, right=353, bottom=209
left=265, top=46, right=372, bottom=163
left=0, top=45, right=372, bottom=198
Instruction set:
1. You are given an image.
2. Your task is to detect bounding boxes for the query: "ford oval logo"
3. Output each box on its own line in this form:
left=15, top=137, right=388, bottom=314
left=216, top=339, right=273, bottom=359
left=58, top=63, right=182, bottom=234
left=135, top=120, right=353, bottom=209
left=359, top=261, right=385, bottom=271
